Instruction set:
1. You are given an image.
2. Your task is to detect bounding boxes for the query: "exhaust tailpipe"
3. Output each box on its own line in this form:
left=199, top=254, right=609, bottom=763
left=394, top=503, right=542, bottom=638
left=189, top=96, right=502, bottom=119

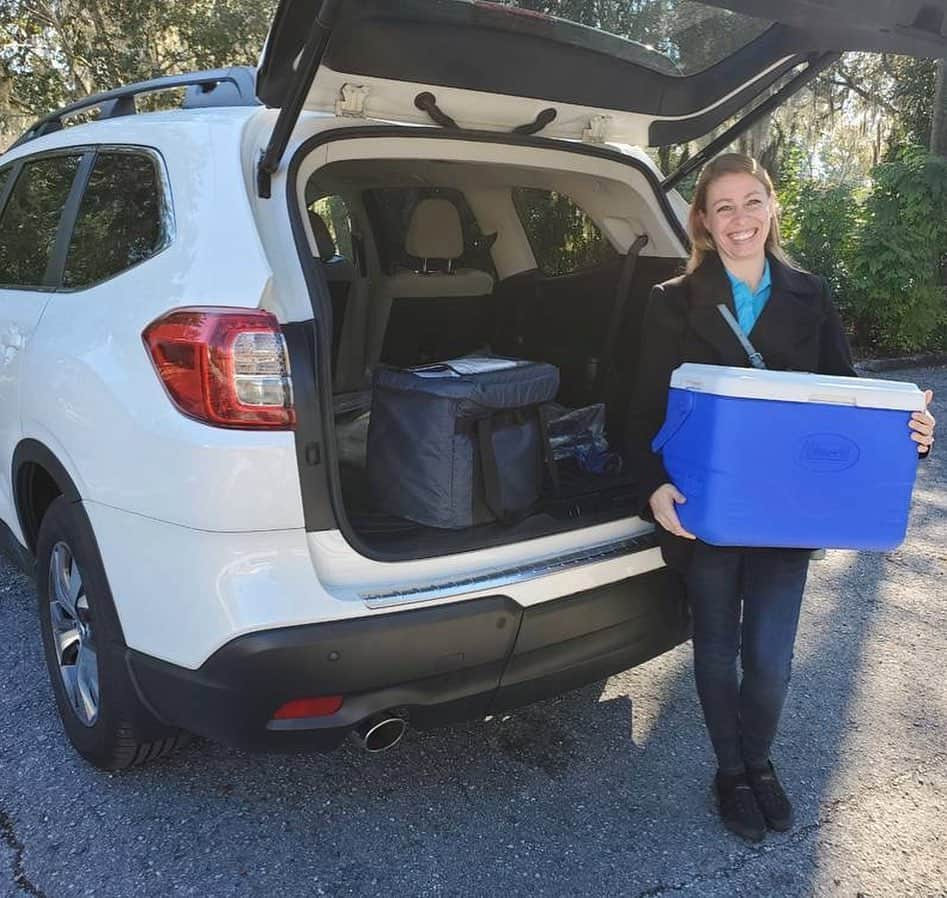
left=352, top=714, right=407, bottom=752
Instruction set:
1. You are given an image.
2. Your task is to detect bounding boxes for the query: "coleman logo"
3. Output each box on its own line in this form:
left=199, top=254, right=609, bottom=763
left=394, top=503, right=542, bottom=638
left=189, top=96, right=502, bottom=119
left=799, top=435, right=860, bottom=472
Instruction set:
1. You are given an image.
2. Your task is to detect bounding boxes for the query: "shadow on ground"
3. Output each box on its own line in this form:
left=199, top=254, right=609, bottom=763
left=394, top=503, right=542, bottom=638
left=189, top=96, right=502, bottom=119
left=0, top=382, right=943, bottom=898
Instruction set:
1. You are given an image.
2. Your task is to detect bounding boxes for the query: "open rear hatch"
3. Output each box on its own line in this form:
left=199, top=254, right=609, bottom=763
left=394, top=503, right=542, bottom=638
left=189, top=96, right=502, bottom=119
left=256, top=0, right=947, bottom=194
left=266, top=0, right=947, bottom=566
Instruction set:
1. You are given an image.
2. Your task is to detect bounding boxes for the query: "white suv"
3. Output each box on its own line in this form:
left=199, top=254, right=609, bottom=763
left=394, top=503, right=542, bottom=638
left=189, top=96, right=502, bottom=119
left=1, top=0, right=940, bottom=769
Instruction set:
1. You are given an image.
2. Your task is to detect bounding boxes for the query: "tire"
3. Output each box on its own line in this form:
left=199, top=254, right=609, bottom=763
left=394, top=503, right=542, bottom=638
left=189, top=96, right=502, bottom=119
left=36, top=496, right=189, bottom=770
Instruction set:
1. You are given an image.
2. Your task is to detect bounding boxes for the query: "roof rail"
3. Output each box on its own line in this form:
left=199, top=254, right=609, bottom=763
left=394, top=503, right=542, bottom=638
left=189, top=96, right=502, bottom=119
left=11, top=66, right=260, bottom=150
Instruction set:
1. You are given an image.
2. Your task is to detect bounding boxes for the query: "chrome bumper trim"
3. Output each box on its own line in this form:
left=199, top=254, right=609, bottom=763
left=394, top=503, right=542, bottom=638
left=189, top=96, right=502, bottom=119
left=360, top=532, right=659, bottom=608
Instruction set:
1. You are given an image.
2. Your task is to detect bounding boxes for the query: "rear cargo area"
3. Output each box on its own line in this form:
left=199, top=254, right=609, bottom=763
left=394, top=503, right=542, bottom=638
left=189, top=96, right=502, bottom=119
left=298, top=148, right=685, bottom=559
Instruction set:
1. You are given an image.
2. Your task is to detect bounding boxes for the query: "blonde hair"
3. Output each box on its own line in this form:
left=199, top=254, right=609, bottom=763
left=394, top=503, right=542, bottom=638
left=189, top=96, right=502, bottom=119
left=686, top=153, right=795, bottom=274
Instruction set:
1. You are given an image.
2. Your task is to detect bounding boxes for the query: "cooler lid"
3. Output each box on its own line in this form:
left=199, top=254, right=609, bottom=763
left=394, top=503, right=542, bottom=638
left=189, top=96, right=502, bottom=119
left=670, top=363, right=927, bottom=411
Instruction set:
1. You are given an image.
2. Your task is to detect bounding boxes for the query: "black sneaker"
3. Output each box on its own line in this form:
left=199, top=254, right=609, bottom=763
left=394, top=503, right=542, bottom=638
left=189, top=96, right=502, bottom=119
left=747, top=760, right=794, bottom=832
left=714, top=771, right=767, bottom=843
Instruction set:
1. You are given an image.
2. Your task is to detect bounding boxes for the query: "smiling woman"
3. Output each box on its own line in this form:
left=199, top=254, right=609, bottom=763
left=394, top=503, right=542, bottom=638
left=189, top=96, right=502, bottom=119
left=685, top=154, right=789, bottom=277
left=625, top=151, right=936, bottom=845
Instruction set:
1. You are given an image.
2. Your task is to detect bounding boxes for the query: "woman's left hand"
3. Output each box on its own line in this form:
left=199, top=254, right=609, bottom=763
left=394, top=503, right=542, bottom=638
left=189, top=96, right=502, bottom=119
left=910, top=389, right=936, bottom=454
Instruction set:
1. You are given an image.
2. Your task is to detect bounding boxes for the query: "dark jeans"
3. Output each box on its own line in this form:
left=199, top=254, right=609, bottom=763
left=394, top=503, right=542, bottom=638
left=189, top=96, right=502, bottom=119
left=686, top=541, right=810, bottom=774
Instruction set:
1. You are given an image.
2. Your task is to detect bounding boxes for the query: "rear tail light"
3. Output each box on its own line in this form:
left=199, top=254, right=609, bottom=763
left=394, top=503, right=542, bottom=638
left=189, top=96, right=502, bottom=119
left=143, top=307, right=295, bottom=429
left=272, top=696, right=344, bottom=720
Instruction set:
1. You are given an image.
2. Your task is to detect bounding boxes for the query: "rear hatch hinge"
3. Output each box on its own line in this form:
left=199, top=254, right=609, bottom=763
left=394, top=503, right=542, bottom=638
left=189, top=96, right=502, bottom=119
left=582, top=115, right=611, bottom=144
left=336, top=82, right=369, bottom=117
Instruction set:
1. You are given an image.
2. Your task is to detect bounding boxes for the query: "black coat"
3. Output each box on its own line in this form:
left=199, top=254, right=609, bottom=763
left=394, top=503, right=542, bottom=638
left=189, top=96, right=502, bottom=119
left=625, top=251, right=857, bottom=572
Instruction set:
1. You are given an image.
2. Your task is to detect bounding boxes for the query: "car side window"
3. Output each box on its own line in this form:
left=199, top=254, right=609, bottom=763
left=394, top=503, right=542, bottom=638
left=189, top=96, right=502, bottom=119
left=310, top=195, right=353, bottom=261
left=0, top=155, right=81, bottom=288
left=63, top=152, right=166, bottom=289
left=512, top=187, right=618, bottom=277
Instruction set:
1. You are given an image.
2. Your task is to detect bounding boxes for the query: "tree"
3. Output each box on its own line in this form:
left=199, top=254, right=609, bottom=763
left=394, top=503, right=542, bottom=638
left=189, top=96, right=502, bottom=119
left=931, top=59, right=947, bottom=156
left=850, top=148, right=947, bottom=351
left=0, top=0, right=275, bottom=145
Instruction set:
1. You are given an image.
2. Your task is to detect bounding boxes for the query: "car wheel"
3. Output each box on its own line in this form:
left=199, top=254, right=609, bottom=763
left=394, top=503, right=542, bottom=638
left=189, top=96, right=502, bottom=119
left=36, top=496, right=189, bottom=769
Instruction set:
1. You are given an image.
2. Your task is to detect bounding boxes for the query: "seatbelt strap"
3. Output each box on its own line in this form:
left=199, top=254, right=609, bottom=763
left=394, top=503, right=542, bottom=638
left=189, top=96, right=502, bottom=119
left=595, top=234, right=650, bottom=395
left=716, top=304, right=766, bottom=370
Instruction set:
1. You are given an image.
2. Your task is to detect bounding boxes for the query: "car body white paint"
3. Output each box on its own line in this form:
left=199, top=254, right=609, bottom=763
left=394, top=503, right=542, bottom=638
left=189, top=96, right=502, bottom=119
left=1, top=103, right=685, bottom=669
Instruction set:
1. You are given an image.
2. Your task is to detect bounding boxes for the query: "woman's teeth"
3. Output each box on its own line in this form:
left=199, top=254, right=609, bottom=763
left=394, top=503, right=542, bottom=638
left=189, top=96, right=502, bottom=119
left=728, top=229, right=757, bottom=243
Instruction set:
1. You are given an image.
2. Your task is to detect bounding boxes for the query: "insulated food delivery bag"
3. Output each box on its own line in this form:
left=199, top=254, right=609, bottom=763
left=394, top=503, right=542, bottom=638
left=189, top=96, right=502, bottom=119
left=367, top=358, right=560, bottom=529
left=651, top=364, right=926, bottom=550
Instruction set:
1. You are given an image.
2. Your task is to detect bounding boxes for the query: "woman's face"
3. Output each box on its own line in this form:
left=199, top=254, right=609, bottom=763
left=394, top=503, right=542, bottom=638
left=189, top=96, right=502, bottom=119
left=699, top=171, right=774, bottom=264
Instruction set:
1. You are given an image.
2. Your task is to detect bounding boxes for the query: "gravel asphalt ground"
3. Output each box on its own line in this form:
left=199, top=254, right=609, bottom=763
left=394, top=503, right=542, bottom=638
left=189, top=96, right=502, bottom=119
left=1, top=366, right=944, bottom=898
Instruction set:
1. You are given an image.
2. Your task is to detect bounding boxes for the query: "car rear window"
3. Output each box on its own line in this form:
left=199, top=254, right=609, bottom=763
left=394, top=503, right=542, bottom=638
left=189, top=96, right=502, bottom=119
left=513, top=187, right=617, bottom=277
left=0, top=155, right=81, bottom=288
left=311, top=195, right=354, bottom=261
left=63, top=152, right=166, bottom=289
left=487, top=0, right=773, bottom=75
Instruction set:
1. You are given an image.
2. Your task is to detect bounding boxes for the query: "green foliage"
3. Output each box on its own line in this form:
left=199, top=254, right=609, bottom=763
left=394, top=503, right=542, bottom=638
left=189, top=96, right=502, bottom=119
left=512, top=187, right=617, bottom=277
left=779, top=144, right=861, bottom=314
left=0, top=0, right=276, bottom=137
left=773, top=142, right=807, bottom=212
left=849, top=147, right=947, bottom=352
left=786, top=183, right=860, bottom=308
left=886, top=57, right=936, bottom=152
left=779, top=142, right=947, bottom=354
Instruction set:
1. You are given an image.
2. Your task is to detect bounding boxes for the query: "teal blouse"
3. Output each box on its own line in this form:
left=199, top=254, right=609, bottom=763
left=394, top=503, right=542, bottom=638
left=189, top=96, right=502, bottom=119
left=725, top=258, right=772, bottom=335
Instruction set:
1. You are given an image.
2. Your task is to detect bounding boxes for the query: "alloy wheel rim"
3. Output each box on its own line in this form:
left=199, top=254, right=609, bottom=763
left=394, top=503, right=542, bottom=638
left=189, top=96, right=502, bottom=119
left=48, top=542, right=99, bottom=727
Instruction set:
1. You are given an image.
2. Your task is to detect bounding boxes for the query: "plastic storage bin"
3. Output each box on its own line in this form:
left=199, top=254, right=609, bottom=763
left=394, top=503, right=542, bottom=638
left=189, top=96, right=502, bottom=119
left=651, top=364, right=926, bottom=550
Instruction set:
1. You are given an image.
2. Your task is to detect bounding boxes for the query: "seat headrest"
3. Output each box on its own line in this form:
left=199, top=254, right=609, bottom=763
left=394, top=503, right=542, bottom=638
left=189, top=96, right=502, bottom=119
left=406, top=198, right=464, bottom=260
left=308, top=210, right=337, bottom=261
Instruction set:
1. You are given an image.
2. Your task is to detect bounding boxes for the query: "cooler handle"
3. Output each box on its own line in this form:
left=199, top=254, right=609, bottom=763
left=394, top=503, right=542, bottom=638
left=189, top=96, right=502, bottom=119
left=651, top=390, right=695, bottom=453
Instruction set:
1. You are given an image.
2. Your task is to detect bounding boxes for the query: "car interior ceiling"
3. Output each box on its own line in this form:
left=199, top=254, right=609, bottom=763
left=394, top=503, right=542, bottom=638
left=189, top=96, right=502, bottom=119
left=303, top=157, right=684, bottom=557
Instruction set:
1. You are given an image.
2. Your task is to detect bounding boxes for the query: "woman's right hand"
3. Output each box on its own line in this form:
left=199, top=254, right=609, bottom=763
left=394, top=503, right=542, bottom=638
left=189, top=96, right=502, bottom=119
left=649, top=483, right=697, bottom=540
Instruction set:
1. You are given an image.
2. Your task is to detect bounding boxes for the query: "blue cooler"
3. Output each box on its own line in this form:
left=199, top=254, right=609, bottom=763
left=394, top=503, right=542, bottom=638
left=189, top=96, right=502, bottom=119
left=651, top=364, right=926, bottom=550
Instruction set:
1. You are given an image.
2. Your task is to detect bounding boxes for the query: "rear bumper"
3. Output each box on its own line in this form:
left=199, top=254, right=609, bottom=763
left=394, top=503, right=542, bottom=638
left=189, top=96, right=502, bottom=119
left=127, top=566, right=690, bottom=752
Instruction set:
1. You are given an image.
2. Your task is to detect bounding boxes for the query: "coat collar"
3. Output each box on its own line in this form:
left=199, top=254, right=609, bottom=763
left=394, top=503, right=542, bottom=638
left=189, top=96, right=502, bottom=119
left=686, top=251, right=825, bottom=368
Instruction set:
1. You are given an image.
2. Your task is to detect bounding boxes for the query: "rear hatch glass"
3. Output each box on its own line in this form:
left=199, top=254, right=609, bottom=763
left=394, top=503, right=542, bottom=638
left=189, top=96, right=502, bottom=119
left=258, top=0, right=947, bottom=150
